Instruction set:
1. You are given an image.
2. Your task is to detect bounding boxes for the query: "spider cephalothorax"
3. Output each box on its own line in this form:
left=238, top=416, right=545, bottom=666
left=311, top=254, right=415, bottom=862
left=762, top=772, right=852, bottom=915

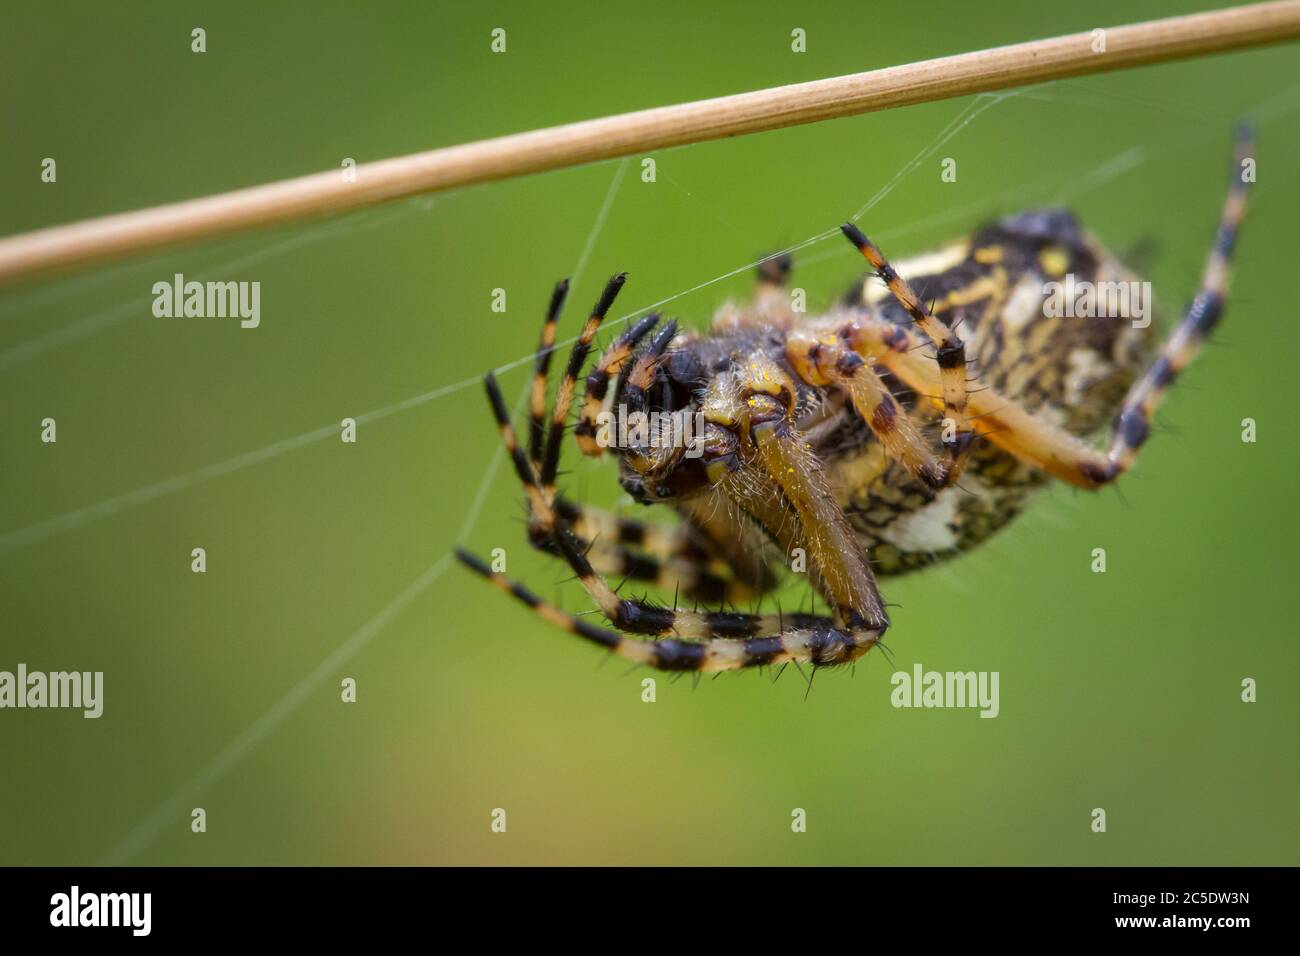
left=458, top=128, right=1252, bottom=673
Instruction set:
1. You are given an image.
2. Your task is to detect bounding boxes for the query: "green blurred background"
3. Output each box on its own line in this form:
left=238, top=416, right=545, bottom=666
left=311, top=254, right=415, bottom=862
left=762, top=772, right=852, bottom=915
left=2, top=0, right=1297, bottom=866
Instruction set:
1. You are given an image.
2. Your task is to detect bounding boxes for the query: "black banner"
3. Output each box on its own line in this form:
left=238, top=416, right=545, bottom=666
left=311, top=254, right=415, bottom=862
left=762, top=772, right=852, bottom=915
left=0, top=867, right=1274, bottom=940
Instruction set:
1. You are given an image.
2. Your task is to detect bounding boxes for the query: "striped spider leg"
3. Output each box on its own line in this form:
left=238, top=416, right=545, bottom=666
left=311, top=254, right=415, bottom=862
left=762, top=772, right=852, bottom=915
left=517, top=277, right=775, bottom=604
left=458, top=367, right=847, bottom=670
left=458, top=125, right=1253, bottom=674
left=838, top=222, right=978, bottom=485
left=458, top=280, right=890, bottom=670
left=839, top=125, right=1254, bottom=491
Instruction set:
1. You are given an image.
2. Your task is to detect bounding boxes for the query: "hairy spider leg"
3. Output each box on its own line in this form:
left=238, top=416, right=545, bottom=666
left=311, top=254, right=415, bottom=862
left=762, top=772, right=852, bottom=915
left=458, top=547, right=865, bottom=672
left=785, top=331, right=952, bottom=490
left=477, top=370, right=832, bottom=639
left=841, top=222, right=977, bottom=483
left=539, top=273, right=627, bottom=498
left=573, top=312, right=661, bottom=457
left=844, top=126, right=1253, bottom=490
left=526, top=278, right=570, bottom=474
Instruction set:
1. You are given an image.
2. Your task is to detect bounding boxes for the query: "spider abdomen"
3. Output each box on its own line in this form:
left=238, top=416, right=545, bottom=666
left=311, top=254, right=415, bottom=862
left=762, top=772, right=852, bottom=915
left=821, top=210, right=1154, bottom=573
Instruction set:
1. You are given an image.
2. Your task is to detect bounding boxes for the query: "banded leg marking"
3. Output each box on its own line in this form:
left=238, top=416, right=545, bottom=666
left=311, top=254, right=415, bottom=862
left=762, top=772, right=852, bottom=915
left=787, top=332, right=951, bottom=491
left=1097, top=125, right=1253, bottom=484
left=457, top=548, right=877, bottom=672
left=527, top=279, right=570, bottom=472
left=483, top=371, right=828, bottom=639
left=540, top=272, right=627, bottom=495
left=573, top=312, right=661, bottom=457
left=842, top=126, right=1253, bottom=489
left=841, top=223, right=976, bottom=482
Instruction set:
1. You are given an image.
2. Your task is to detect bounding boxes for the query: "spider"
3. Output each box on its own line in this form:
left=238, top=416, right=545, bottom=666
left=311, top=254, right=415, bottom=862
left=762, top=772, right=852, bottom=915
left=456, top=127, right=1252, bottom=674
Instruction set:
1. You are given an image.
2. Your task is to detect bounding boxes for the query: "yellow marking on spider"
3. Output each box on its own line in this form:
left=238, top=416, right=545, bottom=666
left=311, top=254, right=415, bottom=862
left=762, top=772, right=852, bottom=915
left=1039, top=246, right=1069, bottom=277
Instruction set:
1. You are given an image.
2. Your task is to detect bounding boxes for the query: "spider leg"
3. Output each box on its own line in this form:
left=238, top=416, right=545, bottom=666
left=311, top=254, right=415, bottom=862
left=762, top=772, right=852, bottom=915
left=557, top=497, right=772, bottom=589
left=718, top=350, right=889, bottom=634
left=456, top=548, right=869, bottom=672
left=527, top=523, right=761, bottom=605
left=483, top=371, right=828, bottom=638
left=539, top=272, right=627, bottom=497
left=553, top=496, right=683, bottom=554
left=549, top=497, right=778, bottom=598
left=671, top=494, right=780, bottom=596
left=574, top=312, right=662, bottom=457
left=844, top=126, right=1253, bottom=489
left=1097, top=125, right=1252, bottom=483
left=520, top=287, right=712, bottom=580
left=621, top=319, right=679, bottom=414
left=841, top=223, right=976, bottom=482
left=786, top=330, right=951, bottom=490
left=526, top=279, right=570, bottom=473
left=467, top=284, right=883, bottom=660
left=843, top=313, right=1102, bottom=481
left=503, top=276, right=784, bottom=614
